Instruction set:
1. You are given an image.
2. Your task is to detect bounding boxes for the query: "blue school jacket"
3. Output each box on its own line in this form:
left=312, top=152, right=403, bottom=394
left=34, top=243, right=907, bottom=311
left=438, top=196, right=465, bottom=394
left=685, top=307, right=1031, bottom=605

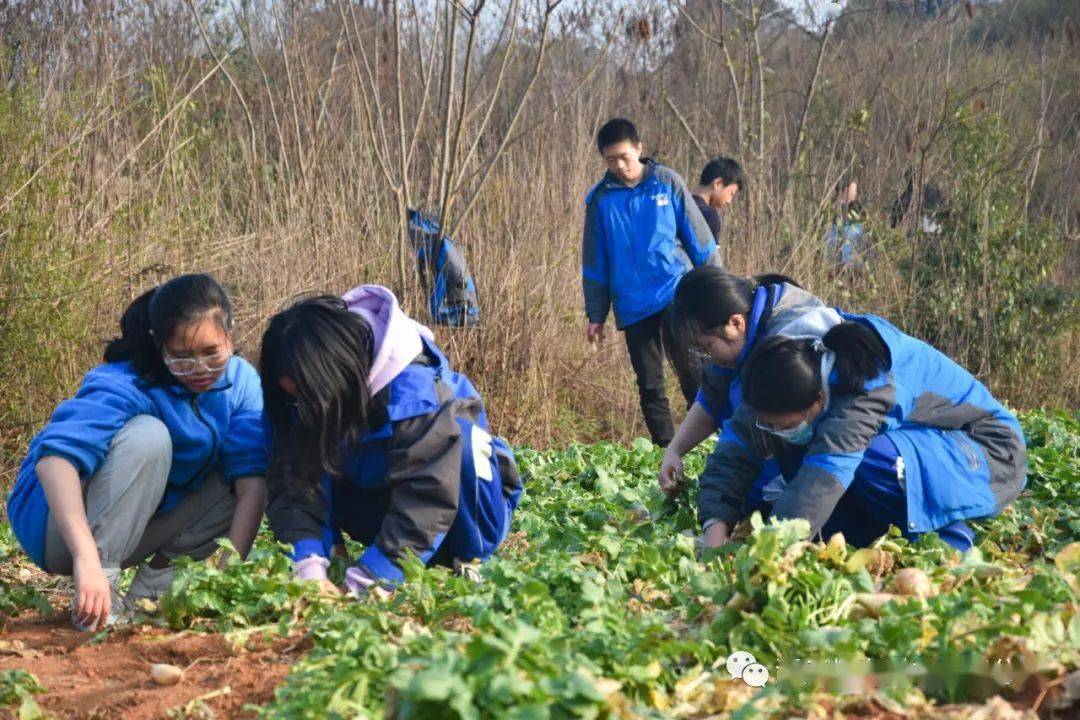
left=582, top=158, right=720, bottom=329
left=699, top=313, right=1027, bottom=536
left=7, top=358, right=267, bottom=568
left=268, top=336, right=523, bottom=586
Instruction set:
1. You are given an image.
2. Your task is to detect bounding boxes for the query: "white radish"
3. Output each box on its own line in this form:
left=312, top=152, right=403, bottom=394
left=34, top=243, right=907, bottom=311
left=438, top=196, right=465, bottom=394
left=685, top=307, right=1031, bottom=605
left=150, top=663, right=183, bottom=686
left=853, top=592, right=897, bottom=618
left=825, top=533, right=847, bottom=563
left=894, top=567, right=932, bottom=598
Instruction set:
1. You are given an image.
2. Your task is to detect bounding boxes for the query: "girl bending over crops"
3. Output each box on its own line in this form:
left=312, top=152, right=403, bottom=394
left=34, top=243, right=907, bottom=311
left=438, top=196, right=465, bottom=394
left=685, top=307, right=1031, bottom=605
left=260, top=285, right=523, bottom=596
left=7, top=274, right=268, bottom=631
left=659, top=267, right=835, bottom=511
left=699, top=315, right=1027, bottom=552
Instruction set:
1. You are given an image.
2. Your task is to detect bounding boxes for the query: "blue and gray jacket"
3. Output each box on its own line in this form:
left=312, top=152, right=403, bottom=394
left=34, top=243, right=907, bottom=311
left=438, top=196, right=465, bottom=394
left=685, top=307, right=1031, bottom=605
left=7, top=358, right=268, bottom=569
left=267, top=336, right=523, bottom=585
left=699, top=313, right=1027, bottom=536
left=582, top=158, right=720, bottom=329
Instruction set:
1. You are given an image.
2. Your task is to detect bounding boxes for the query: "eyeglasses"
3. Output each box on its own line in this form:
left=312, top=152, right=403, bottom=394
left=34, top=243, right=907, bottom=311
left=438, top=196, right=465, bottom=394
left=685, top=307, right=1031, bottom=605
left=755, top=409, right=811, bottom=435
left=163, top=351, right=232, bottom=376
left=687, top=347, right=712, bottom=365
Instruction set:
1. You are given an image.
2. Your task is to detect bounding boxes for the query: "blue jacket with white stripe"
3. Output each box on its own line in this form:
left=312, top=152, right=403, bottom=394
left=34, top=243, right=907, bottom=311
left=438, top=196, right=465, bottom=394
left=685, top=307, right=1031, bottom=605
left=582, top=159, right=720, bottom=329
left=267, top=336, right=523, bottom=585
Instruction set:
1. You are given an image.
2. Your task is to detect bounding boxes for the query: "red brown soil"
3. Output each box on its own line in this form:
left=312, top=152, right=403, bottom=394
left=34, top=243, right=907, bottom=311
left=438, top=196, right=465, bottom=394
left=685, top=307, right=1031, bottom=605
left=0, top=611, right=309, bottom=719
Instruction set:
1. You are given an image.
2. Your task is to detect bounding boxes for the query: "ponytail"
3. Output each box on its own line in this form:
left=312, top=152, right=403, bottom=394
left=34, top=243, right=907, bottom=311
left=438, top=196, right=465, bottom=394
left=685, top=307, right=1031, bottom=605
left=103, top=274, right=233, bottom=385
left=821, top=322, right=890, bottom=394
left=104, top=287, right=159, bottom=368
left=742, top=321, right=890, bottom=414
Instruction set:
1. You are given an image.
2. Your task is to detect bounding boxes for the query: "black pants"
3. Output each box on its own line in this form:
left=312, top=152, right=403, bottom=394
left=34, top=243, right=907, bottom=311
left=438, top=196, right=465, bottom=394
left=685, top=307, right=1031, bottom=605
left=623, top=308, right=698, bottom=447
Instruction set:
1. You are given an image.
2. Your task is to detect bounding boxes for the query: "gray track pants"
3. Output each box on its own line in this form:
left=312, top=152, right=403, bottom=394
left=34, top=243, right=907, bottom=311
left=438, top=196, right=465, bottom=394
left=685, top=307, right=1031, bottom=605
left=43, top=415, right=236, bottom=574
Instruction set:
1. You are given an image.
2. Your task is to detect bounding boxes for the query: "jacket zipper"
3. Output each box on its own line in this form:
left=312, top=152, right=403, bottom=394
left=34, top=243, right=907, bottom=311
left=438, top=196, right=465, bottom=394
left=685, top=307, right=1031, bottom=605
left=189, top=394, right=220, bottom=482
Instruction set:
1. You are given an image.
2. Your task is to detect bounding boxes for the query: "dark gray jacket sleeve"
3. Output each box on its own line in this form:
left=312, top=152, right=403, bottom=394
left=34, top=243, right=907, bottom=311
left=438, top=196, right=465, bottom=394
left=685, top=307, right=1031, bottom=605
left=771, top=381, right=895, bottom=536
left=266, top=468, right=330, bottom=549
left=371, top=401, right=464, bottom=565
left=582, top=195, right=611, bottom=324
left=697, top=406, right=765, bottom=528
left=266, top=403, right=465, bottom=564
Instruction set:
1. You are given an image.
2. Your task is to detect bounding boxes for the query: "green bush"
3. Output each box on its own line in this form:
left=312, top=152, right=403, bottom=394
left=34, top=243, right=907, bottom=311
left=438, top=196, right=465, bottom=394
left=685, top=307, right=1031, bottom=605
left=901, top=108, right=1077, bottom=406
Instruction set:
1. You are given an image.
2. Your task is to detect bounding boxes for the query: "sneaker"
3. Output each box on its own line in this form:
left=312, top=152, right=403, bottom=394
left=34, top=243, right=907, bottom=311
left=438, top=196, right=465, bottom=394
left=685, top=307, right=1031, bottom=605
left=452, top=558, right=483, bottom=583
left=123, top=563, right=176, bottom=612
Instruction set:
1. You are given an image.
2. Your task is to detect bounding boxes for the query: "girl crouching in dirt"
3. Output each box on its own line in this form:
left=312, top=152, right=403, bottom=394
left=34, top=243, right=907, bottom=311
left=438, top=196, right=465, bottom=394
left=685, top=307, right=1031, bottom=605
left=259, top=285, right=523, bottom=596
left=6, top=274, right=268, bottom=631
left=658, top=267, right=828, bottom=513
left=698, top=315, right=1027, bottom=553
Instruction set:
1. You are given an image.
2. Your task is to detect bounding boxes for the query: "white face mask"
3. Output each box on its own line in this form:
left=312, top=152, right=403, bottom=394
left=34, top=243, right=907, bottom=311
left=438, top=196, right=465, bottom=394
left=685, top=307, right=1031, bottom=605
left=757, top=411, right=815, bottom=445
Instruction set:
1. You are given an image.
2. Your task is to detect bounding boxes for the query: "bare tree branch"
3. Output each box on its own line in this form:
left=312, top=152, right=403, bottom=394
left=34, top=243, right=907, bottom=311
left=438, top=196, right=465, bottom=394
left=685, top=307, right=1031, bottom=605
left=448, top=0, right=563, bottom=238
left=437, top=0, right=484, bottom=232
left=664, top=96, right=707, bottom=160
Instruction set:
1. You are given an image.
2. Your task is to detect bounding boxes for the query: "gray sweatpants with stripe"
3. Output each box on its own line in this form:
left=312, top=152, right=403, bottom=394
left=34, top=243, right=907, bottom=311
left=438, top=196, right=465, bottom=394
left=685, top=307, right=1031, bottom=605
left=43, top=415, right=236, bottom=574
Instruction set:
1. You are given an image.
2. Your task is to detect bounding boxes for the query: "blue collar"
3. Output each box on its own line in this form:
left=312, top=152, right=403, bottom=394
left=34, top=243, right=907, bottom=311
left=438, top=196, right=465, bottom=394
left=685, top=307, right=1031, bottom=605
left=736, top=285, right=771, bottom=367
left=602, top=157, right=657, bottom=190
left=164, top=379, right=233, bottom=399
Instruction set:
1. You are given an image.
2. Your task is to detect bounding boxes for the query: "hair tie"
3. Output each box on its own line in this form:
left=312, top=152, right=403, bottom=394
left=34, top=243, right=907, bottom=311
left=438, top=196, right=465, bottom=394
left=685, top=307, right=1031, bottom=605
left=811, top=338, right=827, bottom=353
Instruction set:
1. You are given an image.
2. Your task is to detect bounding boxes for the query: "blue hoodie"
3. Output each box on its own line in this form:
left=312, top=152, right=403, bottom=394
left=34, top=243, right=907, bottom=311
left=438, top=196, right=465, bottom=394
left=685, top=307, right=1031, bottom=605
left=7, top=357, right=267, bottom=569
left=582, top=158, right=721, bottom=329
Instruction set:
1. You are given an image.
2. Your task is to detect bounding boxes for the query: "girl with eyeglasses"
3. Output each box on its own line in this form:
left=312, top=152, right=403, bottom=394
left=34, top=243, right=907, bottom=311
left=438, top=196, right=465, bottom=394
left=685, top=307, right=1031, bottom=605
left=259, top=285, right=523, bottom=597
left=659, top=267, right=834, bottom=509
left=699, top=317, right=1027, bottom=552
left=6, top=274, right=267, bottom=630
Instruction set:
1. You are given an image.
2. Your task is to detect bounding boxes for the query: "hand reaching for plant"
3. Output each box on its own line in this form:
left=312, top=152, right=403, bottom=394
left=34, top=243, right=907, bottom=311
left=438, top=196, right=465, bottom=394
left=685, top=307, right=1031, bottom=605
left=701, top=520, right=729, bottom=549
left=344, top=565, right=392, bottom=601
left=316, top=578, right=343, bottom=596
left=72, top=554, right=112, bottom=631
left=658, top=449, right=686, bottom=496
left=294, top=555, right=341, bottom=597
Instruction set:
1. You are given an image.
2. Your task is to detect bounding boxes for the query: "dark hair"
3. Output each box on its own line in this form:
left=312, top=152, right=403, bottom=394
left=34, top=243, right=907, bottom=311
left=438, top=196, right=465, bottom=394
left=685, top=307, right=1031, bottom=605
left=596, top=118, right=640, bottom=153
left=700, top=157, right=745, bottom=190
left=663, top=267, right=801, bottom=377
left=891, top=170, right=947, bottom=228
left=742, top=322, right=891, bottom=414
left=103, top=274, right=232, bottom=385
left=260, top=296, right=376, bottom=487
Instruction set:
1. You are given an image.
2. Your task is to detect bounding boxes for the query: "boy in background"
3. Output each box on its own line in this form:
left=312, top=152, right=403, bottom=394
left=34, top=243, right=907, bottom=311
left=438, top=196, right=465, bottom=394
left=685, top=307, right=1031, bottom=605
left=581, top=118, right=720, bottom=447
left=692, top=157, right=744, bottom=244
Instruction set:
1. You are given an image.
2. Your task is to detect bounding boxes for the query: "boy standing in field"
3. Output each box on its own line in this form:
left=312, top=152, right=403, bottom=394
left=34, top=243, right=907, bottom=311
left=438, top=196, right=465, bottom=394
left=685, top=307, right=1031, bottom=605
left=581, top=118, right=721, bottom=447
left=692, top=157, right=744, bottom=244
